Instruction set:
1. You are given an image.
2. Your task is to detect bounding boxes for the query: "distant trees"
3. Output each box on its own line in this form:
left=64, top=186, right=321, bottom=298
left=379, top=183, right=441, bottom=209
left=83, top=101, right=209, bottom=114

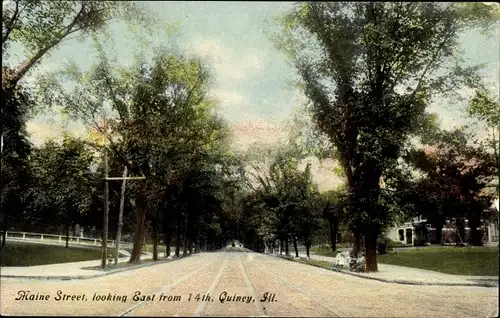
left=26, top=136, right=95, bottom=247
left=320, top=189, right=347, bottom=252
left=240, top=148, right=324, bottom=257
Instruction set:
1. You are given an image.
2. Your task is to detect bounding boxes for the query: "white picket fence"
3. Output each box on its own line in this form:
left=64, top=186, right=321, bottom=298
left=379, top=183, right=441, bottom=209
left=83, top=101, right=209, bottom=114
left=3, top=231, right=134, bottom=250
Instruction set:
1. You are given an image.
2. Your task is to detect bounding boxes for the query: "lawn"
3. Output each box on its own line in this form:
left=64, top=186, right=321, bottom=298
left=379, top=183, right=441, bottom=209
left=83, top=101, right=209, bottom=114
left=81, top=258, right=165, bottom=272
left=312, top=249, right=340, bottom=258
left=278, top=255, right=332, bottom=270
left=377, top=246, right=499, bottom=276
left=0, top=242, right=102, bottom=267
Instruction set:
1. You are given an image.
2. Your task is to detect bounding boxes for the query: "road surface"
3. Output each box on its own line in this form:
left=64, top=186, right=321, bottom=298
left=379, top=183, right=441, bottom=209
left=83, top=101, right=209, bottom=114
left=1, top=247, right=498, bottom=317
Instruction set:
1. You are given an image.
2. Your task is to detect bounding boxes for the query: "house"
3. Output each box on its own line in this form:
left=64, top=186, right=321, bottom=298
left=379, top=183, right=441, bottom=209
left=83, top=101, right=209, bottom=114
left=386, top=217, right=430, bottom=246
left=386, top=200, right=499, bottom=247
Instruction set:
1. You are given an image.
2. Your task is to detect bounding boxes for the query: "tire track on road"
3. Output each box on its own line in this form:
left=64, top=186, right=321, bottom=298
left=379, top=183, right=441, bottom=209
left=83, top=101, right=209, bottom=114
left=239, top=254, right=267, bottom=317
left=118, top=255, right=224, bottom=317
left=247, top=254, right=341, bottom=317
left=193, top=254, right=229, bottom=316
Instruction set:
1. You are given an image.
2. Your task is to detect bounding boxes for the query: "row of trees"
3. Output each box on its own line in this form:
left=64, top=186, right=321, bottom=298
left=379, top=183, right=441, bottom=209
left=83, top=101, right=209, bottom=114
left=238, top=122, right=498, bottom=256
left=2, top=50, right=250, bottom=263
left=1, top=1, right=247, bottom=264
left=268, top=1, right=499, bottom=271
left=2, top=1, right=498, bottom=273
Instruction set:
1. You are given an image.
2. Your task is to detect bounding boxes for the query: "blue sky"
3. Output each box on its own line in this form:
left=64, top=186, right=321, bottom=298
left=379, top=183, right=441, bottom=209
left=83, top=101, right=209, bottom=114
left=6, top=2, right=500, bottom=160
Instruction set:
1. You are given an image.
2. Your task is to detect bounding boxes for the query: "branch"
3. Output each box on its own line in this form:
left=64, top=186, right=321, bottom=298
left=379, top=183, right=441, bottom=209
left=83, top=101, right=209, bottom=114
left=2, top=0, right=20, bottom=44
left=410, top=22, right=457, bottom=99
left=9, top=4, right=87, bottom=87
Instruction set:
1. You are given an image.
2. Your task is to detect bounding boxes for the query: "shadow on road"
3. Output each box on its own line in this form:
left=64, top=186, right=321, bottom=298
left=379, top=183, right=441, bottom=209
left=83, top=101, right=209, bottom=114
left=219, top=247, right=251, bottom=253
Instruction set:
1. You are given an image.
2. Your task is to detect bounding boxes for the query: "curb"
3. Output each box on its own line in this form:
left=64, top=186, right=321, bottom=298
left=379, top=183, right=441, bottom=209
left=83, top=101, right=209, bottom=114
left=273, top=255, right=499, bottom=288
left=0, top=255, right=192, bottom=281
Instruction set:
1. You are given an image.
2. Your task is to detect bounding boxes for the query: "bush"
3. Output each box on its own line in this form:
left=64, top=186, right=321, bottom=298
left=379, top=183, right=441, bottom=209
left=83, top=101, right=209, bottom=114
left=413, top=238, right=427, bottom=246
left=377, top=237, right=394, bottom=254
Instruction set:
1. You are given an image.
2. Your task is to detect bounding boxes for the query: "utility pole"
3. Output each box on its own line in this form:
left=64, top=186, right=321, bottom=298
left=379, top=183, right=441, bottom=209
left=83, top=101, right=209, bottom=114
left=101, top=113, right=109, bottom=269
left=97, top=112, right=146, bottom=269
left=115, top=166, right=128, bottom=265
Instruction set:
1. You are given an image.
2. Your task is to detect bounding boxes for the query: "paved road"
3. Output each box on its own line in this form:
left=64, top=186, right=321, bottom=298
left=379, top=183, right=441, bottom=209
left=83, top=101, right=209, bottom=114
left=1, top=248, right=498, bottom=317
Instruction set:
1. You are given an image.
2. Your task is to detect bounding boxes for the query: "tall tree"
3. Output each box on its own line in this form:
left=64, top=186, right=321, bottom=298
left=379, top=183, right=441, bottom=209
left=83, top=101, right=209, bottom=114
left=0, top=73, right=32, bottom=247
left=273, top=2, right=499, bottom=271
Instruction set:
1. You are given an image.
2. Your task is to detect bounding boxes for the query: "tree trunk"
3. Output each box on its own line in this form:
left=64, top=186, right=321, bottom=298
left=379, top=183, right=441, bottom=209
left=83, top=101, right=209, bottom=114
left=285, top=237, right=289, bottom=256
left=152, top=226, right=158, bottom=262
left=164, top=231, right=171, bottom=258
left=280, top=239, right=283, bottom=255
left=175, top=220, right=181, bottom=257
left=469, top=226, right=483, bottom=246
left=65, top=223, right=70, bottom=248
left=152, top=206, right=160, bottom=262
left=351, top=230, right=361, bottom=258
left=182, top=235, right=188, bottom=257
left=364, top=233, right=378, bottom=272
left=188, top=239, right=193, bottom=255
left=329, top=219, right=338, bottom=252
left=436, top=223, right=443, bottom=245
left=468, top=215, right=483, bottom=246
left=1, top=229, right=6, bottom=248
left=129, top=207, right=146, bottom=263
left=306, top=243, right=310, bottom=259
left=195, top=232, right=200, bottom=253
left=293, top=236, right=299, bottom=257
left=182, top=215, right=188, bottom=257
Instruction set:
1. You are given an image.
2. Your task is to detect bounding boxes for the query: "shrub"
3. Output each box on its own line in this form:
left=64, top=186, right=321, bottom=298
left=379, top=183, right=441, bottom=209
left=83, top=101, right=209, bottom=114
left=413, top=238, right=427, bottom=246
left=377, top=236, right=393, bottom=254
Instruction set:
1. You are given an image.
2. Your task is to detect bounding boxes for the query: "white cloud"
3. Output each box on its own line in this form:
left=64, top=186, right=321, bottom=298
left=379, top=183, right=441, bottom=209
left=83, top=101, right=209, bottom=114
left=240, top=51, right=263, bottom=72
left=186, top=38, right=264, bottom=85
left=26, top=120, right=60, bottom=146
left=210, top=88, right=249, bottom=107
left=26, top=117, right=88, bottom=147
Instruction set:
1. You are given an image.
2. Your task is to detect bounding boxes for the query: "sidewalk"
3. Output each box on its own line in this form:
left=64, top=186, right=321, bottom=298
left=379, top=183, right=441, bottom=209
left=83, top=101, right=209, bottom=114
left=0, top=251, right=168, bottom=280
left=278, top=252, right=499, bottom=287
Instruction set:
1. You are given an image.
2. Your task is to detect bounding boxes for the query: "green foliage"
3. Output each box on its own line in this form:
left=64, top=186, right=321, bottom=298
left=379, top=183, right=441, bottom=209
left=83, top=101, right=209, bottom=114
left=2, top=1, right=154, bottom=53
left=467, top=87, right=500, bottom=200
left=468, top=88, right=500, bottom=128
left=241, top=148, right=324, bottom=250
left=376, top=236, right=393, bottom=255
left=401, top=127, right=497, bottom=245
left=27, top=136, right=95, bottom=228
left=1, top=75, right=33, bottom=234
left=272, top=2, right=498, bottom=242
